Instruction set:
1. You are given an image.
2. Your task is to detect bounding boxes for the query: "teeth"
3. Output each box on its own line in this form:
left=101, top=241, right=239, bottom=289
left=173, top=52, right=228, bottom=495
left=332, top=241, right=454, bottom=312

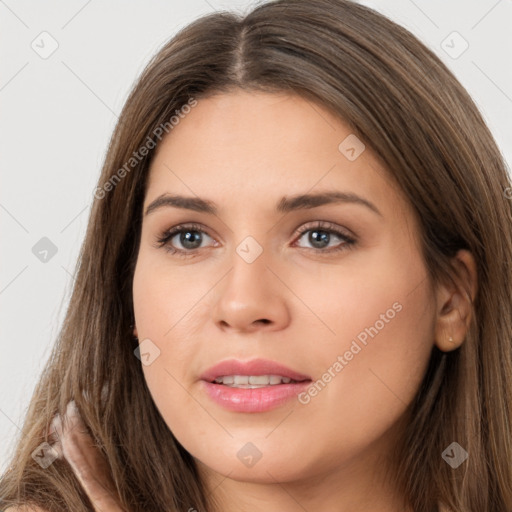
left=213, top=375, right=295, bottom=387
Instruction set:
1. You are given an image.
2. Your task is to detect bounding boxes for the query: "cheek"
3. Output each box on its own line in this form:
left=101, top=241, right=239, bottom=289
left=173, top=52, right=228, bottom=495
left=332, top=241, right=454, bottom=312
left=132, top=249, right=215, bottom=341
left=295, top=248, right=435, bottom=439
left=132, top=252, right=216, bottom=436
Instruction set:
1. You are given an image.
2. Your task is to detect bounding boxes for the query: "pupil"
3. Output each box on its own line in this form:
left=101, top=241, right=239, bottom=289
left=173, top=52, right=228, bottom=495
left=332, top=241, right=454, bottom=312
left=310, top=230, right=329, bottom=248
left=181, top=231, right=202, bottom=249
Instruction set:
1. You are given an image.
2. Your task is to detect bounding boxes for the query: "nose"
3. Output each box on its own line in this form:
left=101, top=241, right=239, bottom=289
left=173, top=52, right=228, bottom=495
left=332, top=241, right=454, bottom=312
left=212, top=248, right=291, bottom=334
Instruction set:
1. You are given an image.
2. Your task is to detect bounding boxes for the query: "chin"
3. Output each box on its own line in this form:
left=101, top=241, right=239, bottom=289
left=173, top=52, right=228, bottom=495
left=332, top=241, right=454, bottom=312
left=194, top=444, right=316, bottom=484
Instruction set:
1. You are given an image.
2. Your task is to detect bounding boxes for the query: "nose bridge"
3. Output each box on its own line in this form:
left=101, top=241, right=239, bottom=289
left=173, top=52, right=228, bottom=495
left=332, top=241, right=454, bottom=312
left=235, top=234, right=266, bottom=266
left=211, top=230, right=290, bottom=331
left=226, top=233, right=271, bottom=299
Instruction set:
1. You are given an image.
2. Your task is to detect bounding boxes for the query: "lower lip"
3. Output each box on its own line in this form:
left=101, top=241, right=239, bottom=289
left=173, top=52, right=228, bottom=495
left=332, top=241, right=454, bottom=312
left=201, top=380, right=312, bottom=413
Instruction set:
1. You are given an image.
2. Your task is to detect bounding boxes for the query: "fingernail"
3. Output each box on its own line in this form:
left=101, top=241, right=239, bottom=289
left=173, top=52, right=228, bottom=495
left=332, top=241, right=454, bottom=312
left=47, top=414, right=64, bottom=459
left=67, top=400, right=79, bottom=416
left=49, top=413, right=62, bottom=435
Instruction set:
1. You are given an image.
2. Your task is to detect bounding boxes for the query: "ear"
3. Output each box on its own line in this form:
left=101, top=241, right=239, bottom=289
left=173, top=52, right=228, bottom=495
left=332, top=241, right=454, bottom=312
left=133, top=325, right=138, bottom=339
left=434, top=249, right=478, bottom=352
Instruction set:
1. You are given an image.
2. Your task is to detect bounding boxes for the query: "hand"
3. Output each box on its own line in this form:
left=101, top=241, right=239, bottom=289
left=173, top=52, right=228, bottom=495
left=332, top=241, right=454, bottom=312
left=49, top=400, right=126, bottom=511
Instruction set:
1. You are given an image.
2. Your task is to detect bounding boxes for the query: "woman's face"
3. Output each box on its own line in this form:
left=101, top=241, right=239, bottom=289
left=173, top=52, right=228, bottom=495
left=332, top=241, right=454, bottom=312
left=132, top=90, right=437, bottom=487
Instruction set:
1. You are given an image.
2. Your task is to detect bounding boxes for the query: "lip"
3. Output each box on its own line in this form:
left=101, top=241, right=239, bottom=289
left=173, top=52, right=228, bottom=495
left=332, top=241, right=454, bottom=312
left=199, top=358, right=312, bottom=383
left=201, top=380, right=312, bottom=413
left=199, top=358, right=312, bottom=413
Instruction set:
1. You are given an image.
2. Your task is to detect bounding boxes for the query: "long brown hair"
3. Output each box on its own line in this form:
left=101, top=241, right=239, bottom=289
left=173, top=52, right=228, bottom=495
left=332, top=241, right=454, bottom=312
left=1, top=1, right=511, bottom=510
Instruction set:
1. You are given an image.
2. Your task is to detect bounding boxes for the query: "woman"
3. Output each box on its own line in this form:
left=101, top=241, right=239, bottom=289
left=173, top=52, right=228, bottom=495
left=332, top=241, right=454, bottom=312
left=1, top=0, right=511, bottom=510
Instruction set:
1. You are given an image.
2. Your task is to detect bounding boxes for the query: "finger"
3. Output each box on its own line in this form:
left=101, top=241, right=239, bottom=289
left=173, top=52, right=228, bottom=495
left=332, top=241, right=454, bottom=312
left=55, top=401, right=126, bottom=512
left=48, top=413, right=64, bottom=459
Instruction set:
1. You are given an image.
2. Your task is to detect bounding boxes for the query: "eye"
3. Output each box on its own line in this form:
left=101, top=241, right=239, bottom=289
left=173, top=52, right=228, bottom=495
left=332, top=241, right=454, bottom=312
left=154, top=221, right=356, bottom=257
left=154, top=223, right=216, bottom=257
left=293, top=221, right=356, bottom=254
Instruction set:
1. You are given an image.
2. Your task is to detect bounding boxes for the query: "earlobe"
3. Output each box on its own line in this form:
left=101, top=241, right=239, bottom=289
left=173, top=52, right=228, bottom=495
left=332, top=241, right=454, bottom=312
left=433, top=249, right=478, bottom=352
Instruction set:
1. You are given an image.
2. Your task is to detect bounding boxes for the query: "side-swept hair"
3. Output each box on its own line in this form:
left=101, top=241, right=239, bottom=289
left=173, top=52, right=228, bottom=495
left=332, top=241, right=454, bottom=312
left=2, top=1, right=511, bottom=510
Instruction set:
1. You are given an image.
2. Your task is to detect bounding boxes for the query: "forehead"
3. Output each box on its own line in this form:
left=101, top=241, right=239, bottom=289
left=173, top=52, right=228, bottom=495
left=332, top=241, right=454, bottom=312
left=144, top=91, right=408, bottom=221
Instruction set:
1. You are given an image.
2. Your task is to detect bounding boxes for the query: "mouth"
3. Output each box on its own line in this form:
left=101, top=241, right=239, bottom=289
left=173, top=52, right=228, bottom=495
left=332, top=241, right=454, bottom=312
left=200, top=357, right=312, bottom=384
left=199, top=359, right=313, bottom=413
left=209, top=374, right=311, bottom=388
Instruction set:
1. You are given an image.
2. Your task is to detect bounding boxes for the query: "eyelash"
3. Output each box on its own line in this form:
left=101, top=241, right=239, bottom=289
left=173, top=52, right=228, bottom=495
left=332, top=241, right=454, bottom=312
left=154, top=221, right=356, bottom=258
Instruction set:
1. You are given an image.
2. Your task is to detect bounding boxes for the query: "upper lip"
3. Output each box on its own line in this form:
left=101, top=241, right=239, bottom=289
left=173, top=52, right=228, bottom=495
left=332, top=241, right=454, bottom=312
left=200, top=358, right=312, bottom=383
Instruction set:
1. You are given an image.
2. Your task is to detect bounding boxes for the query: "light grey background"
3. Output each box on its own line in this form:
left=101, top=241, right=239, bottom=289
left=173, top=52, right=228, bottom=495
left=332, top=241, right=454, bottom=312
left=1, top=0, right=511, bottom=470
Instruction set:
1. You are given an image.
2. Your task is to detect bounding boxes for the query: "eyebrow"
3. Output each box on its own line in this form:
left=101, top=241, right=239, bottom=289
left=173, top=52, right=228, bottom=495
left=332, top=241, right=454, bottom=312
left=144, top=191, right=382, bottom=217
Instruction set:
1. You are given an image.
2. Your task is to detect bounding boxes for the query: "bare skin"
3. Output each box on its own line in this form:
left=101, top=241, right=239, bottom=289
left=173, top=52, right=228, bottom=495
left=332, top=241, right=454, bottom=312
left=131, top=91, right=477, bottom=511
left=42, top=91, right=477, bottom=512
left=47, top=401, right=125, bottom=511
